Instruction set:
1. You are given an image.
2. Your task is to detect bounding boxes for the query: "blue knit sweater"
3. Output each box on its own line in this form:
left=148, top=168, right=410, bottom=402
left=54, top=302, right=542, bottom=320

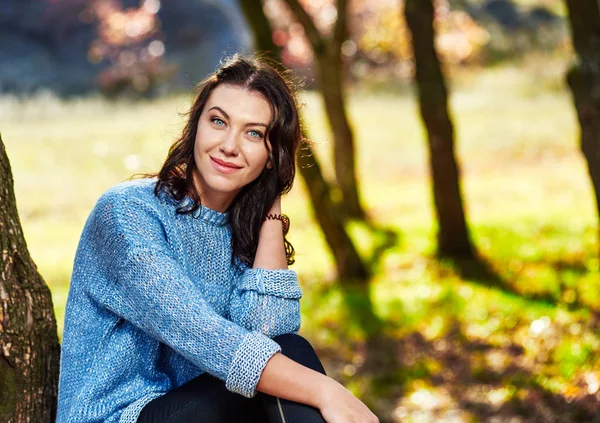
left=57, top=177, right=302, bottom=423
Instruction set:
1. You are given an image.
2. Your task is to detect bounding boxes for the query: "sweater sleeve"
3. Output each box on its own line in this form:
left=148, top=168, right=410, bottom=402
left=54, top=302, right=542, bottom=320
left=82, top=189, right=281, bottom=398
left=228, top=264, right=302, bottom=338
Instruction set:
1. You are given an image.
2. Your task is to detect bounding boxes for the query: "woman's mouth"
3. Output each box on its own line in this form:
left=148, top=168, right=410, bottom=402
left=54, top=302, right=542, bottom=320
left=210, top=156, right=242, bottom=174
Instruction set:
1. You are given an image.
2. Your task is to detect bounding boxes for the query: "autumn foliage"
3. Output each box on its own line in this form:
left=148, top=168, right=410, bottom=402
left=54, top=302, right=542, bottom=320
left=86, top=0, right=174, bottom=95
left=264, top=0, right=489, bottom=81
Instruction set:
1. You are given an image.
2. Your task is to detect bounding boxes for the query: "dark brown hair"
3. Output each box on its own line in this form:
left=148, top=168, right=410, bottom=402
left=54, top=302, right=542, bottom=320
left=144, top=54, right=301, bottom=266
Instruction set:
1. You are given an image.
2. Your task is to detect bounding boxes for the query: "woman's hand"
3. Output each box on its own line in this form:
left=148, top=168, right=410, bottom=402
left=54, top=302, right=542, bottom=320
left=317, top=378, right=379, bottom=423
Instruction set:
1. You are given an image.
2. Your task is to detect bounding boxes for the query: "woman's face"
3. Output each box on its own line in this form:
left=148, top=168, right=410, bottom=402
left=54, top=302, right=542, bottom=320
left=192, top=84, right=273, bottom=212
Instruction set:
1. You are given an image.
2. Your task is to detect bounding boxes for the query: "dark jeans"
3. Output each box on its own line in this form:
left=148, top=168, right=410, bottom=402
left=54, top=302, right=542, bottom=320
left=137, top=333, right=327, bottom=423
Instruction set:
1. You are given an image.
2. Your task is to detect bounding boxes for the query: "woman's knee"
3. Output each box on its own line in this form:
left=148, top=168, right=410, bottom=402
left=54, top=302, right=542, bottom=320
left=272, top=333, right=326, bottom=375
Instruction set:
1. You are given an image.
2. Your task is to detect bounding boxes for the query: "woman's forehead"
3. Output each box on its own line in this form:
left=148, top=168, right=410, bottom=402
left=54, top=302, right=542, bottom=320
left=205, top=84, right=272, bottom=124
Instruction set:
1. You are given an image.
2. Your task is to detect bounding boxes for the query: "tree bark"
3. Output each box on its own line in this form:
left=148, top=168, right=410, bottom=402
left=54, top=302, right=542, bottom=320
left=316, top=49, right=365, bottom=221
left=239, top=0, right=368, bottom=281
left=239, top=0, right=281, bottom=61
left=404, top=0, right=474, bottom=258
left=297, top=139, right=369, bottom=281
left=0, top=134, right=60, bottom=423
left=281, top=0, right=366, bottom=220
left=564, top=0, right=600, bottom=258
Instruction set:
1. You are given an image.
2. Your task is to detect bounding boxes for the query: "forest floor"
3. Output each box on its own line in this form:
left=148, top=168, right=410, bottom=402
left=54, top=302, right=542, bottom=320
left=1, top=55, right=598, bottom=422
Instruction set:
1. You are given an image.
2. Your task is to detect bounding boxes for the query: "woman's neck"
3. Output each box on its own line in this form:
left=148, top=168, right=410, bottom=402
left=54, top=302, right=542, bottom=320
left=189, top=173, right=237, bottom=213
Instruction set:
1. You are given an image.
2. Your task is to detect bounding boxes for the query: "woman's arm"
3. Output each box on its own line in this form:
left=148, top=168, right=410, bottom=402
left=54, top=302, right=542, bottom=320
left=248, top=200, right=379, bottom=421
left=83, top=188, right=282, bottom=398
left=251, top=201, right=331, bottom=407
left=253, top=197, right=288, bottom=269
left=228, top=197, right=303, bottom=337
left=257, top=352, right=328, bottom=408
left=257, top=353, right=379, bottom=423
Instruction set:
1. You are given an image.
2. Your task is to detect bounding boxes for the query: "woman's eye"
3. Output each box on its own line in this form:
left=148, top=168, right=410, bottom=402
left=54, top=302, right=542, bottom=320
left=211, top=117, right=225, bottom=126
left=248, top=130, right=264, bottom=139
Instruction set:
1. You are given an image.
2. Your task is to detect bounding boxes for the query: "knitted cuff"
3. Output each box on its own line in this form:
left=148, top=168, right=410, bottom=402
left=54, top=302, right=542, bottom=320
left=121, top=392, right=164, bottom=423
left=237, top=268, right=302, bottom=299
left=225, top=331, right=282, bottom=398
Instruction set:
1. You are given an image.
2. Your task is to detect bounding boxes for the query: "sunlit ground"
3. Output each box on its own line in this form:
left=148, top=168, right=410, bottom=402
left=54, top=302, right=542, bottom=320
left=1, top=55, right=598, bottom=422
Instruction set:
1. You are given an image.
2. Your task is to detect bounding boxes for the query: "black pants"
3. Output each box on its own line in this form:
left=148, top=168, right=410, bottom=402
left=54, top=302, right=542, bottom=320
left=137, top=334, right=327, bottom=423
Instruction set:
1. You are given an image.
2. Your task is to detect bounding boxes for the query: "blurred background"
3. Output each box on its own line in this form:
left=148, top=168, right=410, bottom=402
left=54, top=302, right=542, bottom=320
left=1, top=0, right=599, bottom=421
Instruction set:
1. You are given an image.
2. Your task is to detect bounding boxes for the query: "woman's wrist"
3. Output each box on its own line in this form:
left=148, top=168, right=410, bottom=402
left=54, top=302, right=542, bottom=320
left=259, top=197, right=286, bottom=239
left=314, top=375, right=340, bottom=410
left=258, top=353, right=335, bottom=410
left=264, top=213, right=289, bottom=235
left=254, top=197, right=288, bottom=269
left=258, top=219, right=286, bottom=244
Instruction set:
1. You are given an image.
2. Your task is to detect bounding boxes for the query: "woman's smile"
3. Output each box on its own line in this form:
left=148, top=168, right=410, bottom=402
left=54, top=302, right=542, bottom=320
left=210, top=156, right=243, bottom=174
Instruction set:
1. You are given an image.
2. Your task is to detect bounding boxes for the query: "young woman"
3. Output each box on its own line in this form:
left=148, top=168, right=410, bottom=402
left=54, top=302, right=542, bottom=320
left=56, top=55, right=378, bottom=423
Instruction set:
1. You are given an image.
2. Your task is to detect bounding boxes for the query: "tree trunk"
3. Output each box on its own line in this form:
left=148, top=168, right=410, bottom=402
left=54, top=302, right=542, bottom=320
left=240, top=0, right=369, bottom=281
left=281, top=0, right=366, bottom=220
left=564, top=0, right=600, bottom=258
left=239, top=0, right=281, bottom=61
left=316, top=48, right=365, bottom=220
left=297, top=137, right=369, bottom=281
left=0, top=135, right=60, bottom=423
left=404, top=0, right=474, bottom=258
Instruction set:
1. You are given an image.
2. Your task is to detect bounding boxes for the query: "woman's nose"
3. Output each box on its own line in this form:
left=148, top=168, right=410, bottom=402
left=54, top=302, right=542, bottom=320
left=219, top=132, right=240, bottom=156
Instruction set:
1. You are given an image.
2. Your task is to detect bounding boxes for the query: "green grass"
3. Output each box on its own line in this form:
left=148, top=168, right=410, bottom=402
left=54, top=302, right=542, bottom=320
left=1, top=56, right=598, bottom=421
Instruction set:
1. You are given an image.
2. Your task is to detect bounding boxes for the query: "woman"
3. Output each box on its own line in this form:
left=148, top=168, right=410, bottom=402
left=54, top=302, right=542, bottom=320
left=57, top=55, right=378, bottom=423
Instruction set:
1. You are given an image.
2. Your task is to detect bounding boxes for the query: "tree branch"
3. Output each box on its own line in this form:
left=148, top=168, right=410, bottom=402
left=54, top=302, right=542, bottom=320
left=333, top=0, right=348, bottom=51
left=281, top=0, right=325, bottom=54
left=240, top=0, right=280, bottom=59
left=564, top=0, right=600, bottom=63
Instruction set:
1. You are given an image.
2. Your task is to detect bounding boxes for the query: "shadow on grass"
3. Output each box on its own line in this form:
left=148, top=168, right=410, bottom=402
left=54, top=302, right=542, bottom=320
left=339, top=282, right=386, bottom=338
left=450, top=255, right=557, bottom=302
left=446, top=254, right=600, bottom=316
left=316, top=318, right=599, bottom=423
left=365, top=224, right=402, bottom=270
left=311, top=235, right=599, bottom=421
left=334, top=224, right=401, bottom=341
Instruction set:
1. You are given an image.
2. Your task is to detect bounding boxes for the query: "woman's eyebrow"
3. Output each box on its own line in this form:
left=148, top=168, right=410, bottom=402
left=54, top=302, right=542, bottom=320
left=208, top=106, right=268, bottom=128
left=208, top=106, right=230, bottom=120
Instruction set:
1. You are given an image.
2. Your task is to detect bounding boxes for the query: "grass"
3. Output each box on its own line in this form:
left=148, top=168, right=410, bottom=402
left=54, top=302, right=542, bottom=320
left=1, top=55, right=598, bottom=422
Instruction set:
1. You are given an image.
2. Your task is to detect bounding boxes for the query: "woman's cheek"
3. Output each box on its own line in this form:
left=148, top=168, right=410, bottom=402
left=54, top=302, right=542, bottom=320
left=244, top=145, right=269, bottom=170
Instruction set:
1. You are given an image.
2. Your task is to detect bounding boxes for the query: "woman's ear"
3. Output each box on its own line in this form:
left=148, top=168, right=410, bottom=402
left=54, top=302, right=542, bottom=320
left=266, top=160, right=273, bottom=170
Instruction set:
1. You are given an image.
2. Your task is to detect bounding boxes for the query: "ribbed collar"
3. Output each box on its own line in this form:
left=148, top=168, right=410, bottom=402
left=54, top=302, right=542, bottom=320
left=179, top=195, right=229, bottom=226
left=156, top=183, right=229, bottom=227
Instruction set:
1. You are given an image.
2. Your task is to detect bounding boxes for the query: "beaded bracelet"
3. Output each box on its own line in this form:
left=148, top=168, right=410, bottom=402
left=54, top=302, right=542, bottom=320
left=264, top=213, right=290, bottom=235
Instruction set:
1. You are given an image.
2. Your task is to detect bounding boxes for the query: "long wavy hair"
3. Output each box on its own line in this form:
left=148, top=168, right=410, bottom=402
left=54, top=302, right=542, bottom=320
left=141, top=54, right=301, bottom=266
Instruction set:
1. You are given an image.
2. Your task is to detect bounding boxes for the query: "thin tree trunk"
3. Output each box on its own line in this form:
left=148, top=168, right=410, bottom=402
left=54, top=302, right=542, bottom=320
left=281, top=0, right=366, bottom=220
left=240, top=0, right=368, bottom=281
left=239, top=0, right=281, bottom=61
left=298, top=138, right=369, bottom=281
left=404, top=0, right=474, bottom=258
left=0, top=134, right=60, bottom=422
left=316, top=49, right=365, bottom=220
left=564, top=0, right=600, bottom=258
